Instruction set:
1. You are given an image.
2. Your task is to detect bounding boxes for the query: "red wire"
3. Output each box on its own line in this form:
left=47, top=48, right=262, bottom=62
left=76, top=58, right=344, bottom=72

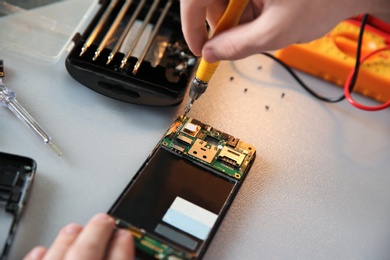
left=344, top=46, right=390, bottom=111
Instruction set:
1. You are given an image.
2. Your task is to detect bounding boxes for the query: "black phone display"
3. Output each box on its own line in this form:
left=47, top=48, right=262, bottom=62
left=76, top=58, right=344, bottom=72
left=109, top=116, right=256, bottom=259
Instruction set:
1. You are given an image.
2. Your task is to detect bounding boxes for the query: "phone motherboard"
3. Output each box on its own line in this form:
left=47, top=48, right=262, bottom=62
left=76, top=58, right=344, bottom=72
left=162, top=116, right=255, bottom=180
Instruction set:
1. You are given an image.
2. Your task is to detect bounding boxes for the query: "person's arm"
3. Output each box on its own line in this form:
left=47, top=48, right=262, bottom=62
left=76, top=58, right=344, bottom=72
left=180, top=0, right=390, bottom=63
left=23, top=213, right=134, bottom=260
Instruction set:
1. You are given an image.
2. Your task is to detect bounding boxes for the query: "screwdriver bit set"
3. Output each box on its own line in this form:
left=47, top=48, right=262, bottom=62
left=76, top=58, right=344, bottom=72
left=66, top=0, right=197, bottom=106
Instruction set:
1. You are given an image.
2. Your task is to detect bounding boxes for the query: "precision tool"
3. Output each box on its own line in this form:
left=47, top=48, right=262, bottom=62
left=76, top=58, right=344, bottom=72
left=183, top=0, right=249, bottom=116
left=80, top=0, right=120, bottom=56
left=0, top=62, right=62, bottom=156
left=107, top=0, right=146, bottom=65
left=93, top=0, right=133, bottom=61
left=120, top=0, right=160, bottom=69
left=133, top=0, right=173, bottom=74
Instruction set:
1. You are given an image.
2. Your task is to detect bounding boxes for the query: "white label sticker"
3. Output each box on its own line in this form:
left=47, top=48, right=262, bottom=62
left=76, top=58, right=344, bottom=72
left=162, top=197, right=218, bottom=240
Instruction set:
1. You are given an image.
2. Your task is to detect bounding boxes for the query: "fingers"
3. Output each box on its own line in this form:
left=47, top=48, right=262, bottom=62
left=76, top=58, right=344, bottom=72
left=180, top=0, right=212, bottom=56
left=205, top=0, right=230, bottom=30
left=23, top=214, right=135, bottom=260
left=201, top=5, right=296, bottom=62
left=180, top=0, right=261, bottom=59
left=181, top=0, right=390, bottom=63
left=106, top=229, right=135, bottom=260
left=23, top=246, right=48, bottom=260
left=199, top=0, right=376, bottom=62
left=42, top=223, right=83, bottom=260
left=64, top=213, right=116, bottom=260
left=23, top=224, right=83, bottom=260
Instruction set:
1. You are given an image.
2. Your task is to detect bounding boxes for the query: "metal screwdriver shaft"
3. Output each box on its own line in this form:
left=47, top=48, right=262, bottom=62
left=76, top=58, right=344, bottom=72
left=0, top=79, right=63, bottom=156
left=183, top=0, right=249, bottom=116
left=93, top=0, right=133, bottom=61
left=80, top=0, right=120, bottom=56
left=120, top=0, right=160, bottom=69
left=133, top=0, right=173, bottom=74
left=107, top=0, right=146, bottom=65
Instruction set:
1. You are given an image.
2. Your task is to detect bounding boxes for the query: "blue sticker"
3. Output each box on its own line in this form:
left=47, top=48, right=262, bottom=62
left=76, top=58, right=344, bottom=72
left=162, top=197, right=217, bottom=240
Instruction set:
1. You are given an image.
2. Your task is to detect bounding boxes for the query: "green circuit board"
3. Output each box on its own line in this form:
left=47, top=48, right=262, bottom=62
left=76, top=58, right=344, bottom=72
left=161, top=116, right=256, bottom=180
left=126, top=225, right=194, bottom=260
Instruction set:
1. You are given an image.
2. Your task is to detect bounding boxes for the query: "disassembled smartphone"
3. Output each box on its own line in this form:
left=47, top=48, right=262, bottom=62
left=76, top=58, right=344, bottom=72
left=0, top=152, right=36, bottom=260
left=109, top=116, right=256, bottom=259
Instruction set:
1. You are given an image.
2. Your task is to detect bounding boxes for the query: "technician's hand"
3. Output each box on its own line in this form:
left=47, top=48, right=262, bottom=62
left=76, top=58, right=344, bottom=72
left=180, top=0, right=390, bottom=62
left=23, top=213, right=134, bottom=260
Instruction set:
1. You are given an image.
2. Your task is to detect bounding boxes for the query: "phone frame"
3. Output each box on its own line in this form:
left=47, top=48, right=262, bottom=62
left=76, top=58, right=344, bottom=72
left=0, top=152, right=36, bottom=259
left=108, top=117, right=256, bottom=259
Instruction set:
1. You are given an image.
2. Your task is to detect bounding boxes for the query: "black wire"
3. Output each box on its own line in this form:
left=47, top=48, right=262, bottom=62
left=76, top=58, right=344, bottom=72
left=260, top=52, right=344, bottom=102
left=348, top=13, right=369, bottom=92
left=260, top=13, right=369, bottom=103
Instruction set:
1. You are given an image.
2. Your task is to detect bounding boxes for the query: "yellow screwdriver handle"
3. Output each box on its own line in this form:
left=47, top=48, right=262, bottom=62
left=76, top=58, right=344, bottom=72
left=195, top=0, right=249, bottom=82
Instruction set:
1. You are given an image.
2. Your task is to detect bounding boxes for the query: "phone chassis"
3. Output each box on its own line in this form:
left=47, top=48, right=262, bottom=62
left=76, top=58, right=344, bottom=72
left=0, top=152, right=36, bottom=260
left=109, top=116, right=256, bottom=259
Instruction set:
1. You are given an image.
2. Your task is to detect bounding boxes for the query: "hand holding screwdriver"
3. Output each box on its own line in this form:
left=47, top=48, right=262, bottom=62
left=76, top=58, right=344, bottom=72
left=181, top=0, right=390, bottom=62
left=182, top=0, right=249, bottom=116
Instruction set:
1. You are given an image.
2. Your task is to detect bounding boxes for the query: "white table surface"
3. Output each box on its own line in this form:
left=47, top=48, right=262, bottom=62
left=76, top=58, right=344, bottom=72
left=1, top=2, right=390, bottom=259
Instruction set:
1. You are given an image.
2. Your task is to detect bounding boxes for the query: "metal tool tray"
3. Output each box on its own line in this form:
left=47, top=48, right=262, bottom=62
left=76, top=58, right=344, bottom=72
left=65, top=0, right=196, bottom=106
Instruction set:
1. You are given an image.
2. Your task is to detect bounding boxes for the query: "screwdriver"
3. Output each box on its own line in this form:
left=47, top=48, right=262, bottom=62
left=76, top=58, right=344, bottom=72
left=0, top=65, right=62, bottom=156
left=133, top=0, right=173, bottom=74
left=183, top=0, right=249, bottom=116
left=120, top=0, right=160, bottom=69
left=80, top=0, right=120, bottom=56
left=93, top=0, right=133, bottom=61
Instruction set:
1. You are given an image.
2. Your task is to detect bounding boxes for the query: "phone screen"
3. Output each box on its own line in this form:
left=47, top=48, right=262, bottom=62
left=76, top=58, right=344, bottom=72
left=109, top=116, right=256, bottom=259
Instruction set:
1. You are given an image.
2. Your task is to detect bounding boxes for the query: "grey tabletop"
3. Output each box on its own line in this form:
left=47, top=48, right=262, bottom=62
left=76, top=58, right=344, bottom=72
left=1, top=2, right=390, bottom=260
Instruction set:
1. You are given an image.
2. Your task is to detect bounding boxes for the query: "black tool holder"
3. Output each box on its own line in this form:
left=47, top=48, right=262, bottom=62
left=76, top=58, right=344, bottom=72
left=66, top=0, right=196, bottom=106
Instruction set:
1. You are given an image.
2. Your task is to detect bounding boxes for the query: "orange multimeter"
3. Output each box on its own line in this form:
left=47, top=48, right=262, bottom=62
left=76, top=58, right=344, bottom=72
left=275, top=15, right=390, bottom=103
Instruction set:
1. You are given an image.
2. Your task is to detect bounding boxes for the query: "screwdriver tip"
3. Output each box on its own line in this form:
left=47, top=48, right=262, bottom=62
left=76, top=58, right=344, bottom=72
left=106, top=54, right=114, bottom=65
left=120, top=58, right=127, bottom=69
left=92, top=50, right=101, bottom=61
left=183, top=98, right=194, bottom=117
left=79, top=46, right=87, bottom=57
left=132, top=62, right=141, bottom=75
left=47, top=141, right=63, bottom=156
